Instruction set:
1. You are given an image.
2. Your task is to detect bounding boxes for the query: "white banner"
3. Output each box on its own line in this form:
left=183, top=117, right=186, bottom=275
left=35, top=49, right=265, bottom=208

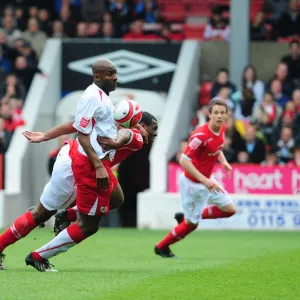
left=137, top=192, right=300, bottom=230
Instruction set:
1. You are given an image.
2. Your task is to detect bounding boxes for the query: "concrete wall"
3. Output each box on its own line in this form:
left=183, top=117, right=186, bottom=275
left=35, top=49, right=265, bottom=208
left=200, top=42, right=289, bottom=83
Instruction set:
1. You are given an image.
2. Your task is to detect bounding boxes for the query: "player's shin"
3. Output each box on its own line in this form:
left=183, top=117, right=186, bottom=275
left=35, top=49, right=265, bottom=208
left=156, top=221, right=198, bottom=249
left=32, top=223, right=86, bottom=260
left=201, top=205, right=235, bottom=219
left=0, top=211, right=37, bottom=253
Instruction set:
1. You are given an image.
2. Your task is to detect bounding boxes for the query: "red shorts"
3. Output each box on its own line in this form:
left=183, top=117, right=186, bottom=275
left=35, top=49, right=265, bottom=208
left=71, top=145, right=118, bottom=217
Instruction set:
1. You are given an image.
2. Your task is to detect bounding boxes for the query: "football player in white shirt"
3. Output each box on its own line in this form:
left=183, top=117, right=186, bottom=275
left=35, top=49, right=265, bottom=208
left=23, top=59, right=119, bottom=271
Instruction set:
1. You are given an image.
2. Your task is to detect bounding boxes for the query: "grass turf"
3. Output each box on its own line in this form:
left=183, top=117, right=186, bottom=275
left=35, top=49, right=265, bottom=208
left=0, top=229, right=299, bottom=300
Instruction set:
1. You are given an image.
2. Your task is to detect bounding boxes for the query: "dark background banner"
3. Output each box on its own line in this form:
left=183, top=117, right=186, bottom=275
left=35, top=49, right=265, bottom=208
left=62, top=41, right=181, bottom=93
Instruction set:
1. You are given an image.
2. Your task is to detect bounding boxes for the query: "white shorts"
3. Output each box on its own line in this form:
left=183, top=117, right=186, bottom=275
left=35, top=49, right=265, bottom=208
left=40, top=144, right=77, bottom=211
left=179, top=172, right=233, bottom=224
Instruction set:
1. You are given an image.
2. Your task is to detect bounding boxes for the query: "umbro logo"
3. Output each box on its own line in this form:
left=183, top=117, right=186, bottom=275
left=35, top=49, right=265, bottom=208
left=68, top=50, right=177, bottom=84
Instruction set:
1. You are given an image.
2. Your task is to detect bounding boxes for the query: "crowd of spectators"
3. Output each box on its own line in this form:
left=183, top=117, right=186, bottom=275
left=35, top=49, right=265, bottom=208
left=172, top=38, right=300, bottom=167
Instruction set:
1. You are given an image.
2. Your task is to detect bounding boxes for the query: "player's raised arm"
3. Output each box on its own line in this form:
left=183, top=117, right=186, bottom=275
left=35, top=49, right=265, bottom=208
left=22, top=120, right=76, bottom=143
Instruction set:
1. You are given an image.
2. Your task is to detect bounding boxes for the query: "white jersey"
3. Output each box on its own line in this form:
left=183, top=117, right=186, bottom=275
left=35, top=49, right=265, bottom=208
left=73, top=83, right=117, bottom=160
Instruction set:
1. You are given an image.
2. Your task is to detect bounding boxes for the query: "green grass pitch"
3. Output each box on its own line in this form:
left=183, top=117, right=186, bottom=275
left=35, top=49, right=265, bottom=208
left=0, top=229, right=299, bottom=300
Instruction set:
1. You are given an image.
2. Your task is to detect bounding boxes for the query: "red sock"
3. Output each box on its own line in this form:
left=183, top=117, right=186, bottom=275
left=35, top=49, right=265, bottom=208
left=67, top=208, right=77, bottom=222
left=66, top=223, right=86, bottom=243
left=0, top=212, right=37, bottom=252
left=156, top=221, right=197, bottom=249
left=202, top=205, right=235, bottom=219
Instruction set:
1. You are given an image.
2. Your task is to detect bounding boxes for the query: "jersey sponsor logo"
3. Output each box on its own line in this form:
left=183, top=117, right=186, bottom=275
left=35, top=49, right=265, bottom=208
left=136, top=133, right=143, bottom=142
left=79, top=117, right=91, bottom=128
left=189, top=138, right=202, bottom=150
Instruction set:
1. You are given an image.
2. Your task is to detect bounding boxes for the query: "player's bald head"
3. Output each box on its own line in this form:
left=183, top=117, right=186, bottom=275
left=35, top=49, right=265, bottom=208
left=92, top=59, right=116, bottom=74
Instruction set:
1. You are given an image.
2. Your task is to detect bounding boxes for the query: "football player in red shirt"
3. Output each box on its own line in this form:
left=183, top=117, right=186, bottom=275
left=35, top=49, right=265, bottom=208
left=155, top=99, right=236, bottom=258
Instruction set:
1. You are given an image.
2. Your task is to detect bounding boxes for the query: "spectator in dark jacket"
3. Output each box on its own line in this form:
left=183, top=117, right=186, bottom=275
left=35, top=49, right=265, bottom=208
left=281, top=39, right=300, bottom=82
left=211, top=68, right=236, bottom=98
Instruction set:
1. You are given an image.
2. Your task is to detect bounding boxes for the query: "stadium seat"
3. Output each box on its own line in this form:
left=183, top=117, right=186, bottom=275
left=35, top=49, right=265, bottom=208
left=183, top=24, right=206, bottom=40
left=199, top=81, right=213, bottom=105
left=160, top=3, right=186, bottom=22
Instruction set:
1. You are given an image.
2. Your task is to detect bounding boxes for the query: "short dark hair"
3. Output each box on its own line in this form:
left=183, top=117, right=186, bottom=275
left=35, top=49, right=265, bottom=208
left=217, top=67, right=229, bottom=75
left=208, top=99, right=228, bottom=113
left=140, top=111, right=157, bottom=126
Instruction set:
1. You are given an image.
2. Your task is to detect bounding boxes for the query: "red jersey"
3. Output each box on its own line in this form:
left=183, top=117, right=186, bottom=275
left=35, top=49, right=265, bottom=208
left=183, top=122, right=226, bottom=182
left=111, top=129, right=144, bottom=166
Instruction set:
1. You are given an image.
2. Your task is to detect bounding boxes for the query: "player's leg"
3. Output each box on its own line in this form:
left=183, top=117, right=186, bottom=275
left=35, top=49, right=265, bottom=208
left=53, top=183, right=124, bottom=235
left=155, top=174, right=207, bottom=258
left=202, top=182, right=236, bottom=219
left=26, top=157, right=117, bottom=271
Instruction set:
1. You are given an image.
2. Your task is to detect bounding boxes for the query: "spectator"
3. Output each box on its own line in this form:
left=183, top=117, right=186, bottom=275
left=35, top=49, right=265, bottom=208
left=160, top=24, right=184, bottom=42
left=18, top=41, right=38, bottom=66
left=216, top=88, right=234, bottom=110
left=0, top=73, right=26, bottom=101
left=282, top=101, right=296, bottom=127
left=109, top=0, right=132, bottom=37
left=38, top=9, right=52, bottom=36
left=15, top=7, right=26, bottom=31
left=250, top=11, right=268, bottom=41
left=52, top=20, right=66, bottom=38
left=242, top=65, right=265, bottom=104
left=226, top=112, right=245, bottom=154
left=123, top=19, right=161, bottom=40
left=281, top=39, right=300, bottom=82
left=0, top=45, right=11, bottom=74
left=81, top=0, right=106, bottom=23
left=28, top=6, right=39, bottom=19
left=237, top=151, right=249, bottom=163
left=204, top=6, right=230, bottom=42
left=223, top=135, right=237, bottom=163
left=266, top=62, right=294, bottom=97
left=211, top=68, right=236, bottom=98
left=242, top=125, right=266, bottom=163
left=287, top=147, right=300, bottom=167
left=291, top=89, right=300, bottom=112
left=253, top=92, right=282, bottom=142
left=76, top=22, right=88, bottom=38
left=233, top=88, right=256, bottom=120
left=87, top=22, right=102, bottom=38
left=270, top=79, right=290, bottom=108
left=60, top=5, right=76, bottom=37
left=14, top=56, right=42, bottom=92
left=102, top=22, right=115, bottom=40
left=171, top=140, right=188, bottom=163
left=263, top=0, right=289, bottom=22
left=23, top=18, right=47, bottom=58
left=277, top=0, right=300, bottom=38
left=102, top=12, right=113, bottom=23
left=260, top=149, right=284, bottom=166
left=136, top=0, right=158, bottom=23
left=1, top=15, right=22, bottom=47
left=273, top=126, right=295, bottom=163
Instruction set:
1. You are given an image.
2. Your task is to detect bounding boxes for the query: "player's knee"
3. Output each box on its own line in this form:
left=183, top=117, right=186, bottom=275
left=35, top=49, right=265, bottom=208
left=185, top=219, right=199, bottom=227
left=31, top=203, right=56, bottom=223
left=222, top=203, right=236, bottom=215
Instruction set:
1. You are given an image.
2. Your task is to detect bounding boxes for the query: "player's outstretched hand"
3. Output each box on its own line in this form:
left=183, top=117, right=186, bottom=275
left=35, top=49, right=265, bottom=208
left=97, top=136, right=119, bottom=151
left=96, top=166, right=109, bottom=190
left=203, top=178, right=224, bottom=194
left=222, top=162, right=232, bottom=179
left=22, top=131, right=47, bottom=143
